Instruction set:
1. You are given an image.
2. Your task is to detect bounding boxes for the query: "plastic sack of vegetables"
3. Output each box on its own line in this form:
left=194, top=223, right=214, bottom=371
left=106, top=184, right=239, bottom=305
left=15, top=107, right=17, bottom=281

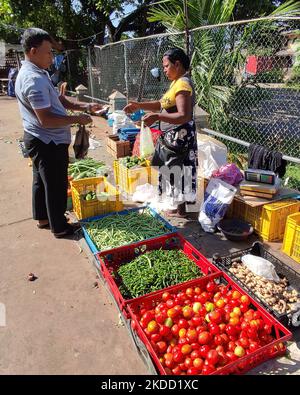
left=73, top=125, right=90, bottom=159
left=198, top=178, right=237, bottom=233
left=139, top=120, right=155, bottom=158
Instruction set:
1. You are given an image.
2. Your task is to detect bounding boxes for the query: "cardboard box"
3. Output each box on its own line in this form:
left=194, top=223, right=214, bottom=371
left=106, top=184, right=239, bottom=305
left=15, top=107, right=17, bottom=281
left=106, top=135, right=131, bottom=158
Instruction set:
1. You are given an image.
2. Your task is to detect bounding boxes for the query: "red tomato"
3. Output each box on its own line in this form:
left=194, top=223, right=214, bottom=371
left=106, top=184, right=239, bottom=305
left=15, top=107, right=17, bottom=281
left=249, top=341, right=260, bottom=352
left=165, top=359, right=174, bottom=369
left=187, top=328, right=198, bottom=343
left=202, top=364, right=216, bottom=375
left=239, top=337, right=249, bottom=349
left=166, top=299, right=175, bottom=309
left=240, top=295, right=250, bottom=305
left=198, top=331, right=212, bottom=345
left=185, top=288, right=194, bottom=298
left=194, top=287, right=201, bottom=295
left=151, top=333, right=162, bottom=343
left=173, top=350, right=184, bottom=363
left=156, top=341, right=167, bottom=354
left=208, top=310, right=222, bottom=324
left=264, top=324, right=272, bottom=334
left=178, top=337, right=189, bottom=346
left=181, top=344, right=192, bottom=355
left=190, top=350, right=201, bottom=360
left=226, top=351, right=238, bottom=362
left=178, top=319, right=189, bottom=329
left=187, top=367, right=199, bottom=375
left=206, top=350, right=219, bottom=366
left=218, top=351, right=229, bottom=367
left=214, top=335, right=224, bottom=346
left=191, top=316, right=203, bottom=327
left=239, top=303, right=249, bottom=313
left=182, top=306, right=194, bottom=319
left=206, top=281, right=216, bottom=293
left=225, top=324, right=238, bottom=336
left=162, top=292, right=172, bottom=302
left=159, top=325, right=171, bottom=337
left=193, top=358, right=204, bottom=370
left=171, top=366, right=181, bottom=375
left=184, top=357, right=193, bottom=369
left=142, top=311, right=155, bottom=324
left=208, top=322, right=220, bottom=335
left=147, top=320, right=159, bottom=333
left=199, top=345, right=210, bottom=358
left=190, top=342, right=200, bottom=350
left=199, top=292, right=209, bottom=304
left=171, top=324, right=179, bottom=336
left=155, top=312, right=166, bottom=324
left=167, top=308, right=178, bottom=319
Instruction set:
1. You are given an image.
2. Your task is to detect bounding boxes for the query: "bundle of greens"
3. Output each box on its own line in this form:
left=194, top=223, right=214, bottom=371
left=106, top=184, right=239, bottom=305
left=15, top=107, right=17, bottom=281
left=117, top=249, right=203, bottom=298
left=68, top=158, right=107, bottom=180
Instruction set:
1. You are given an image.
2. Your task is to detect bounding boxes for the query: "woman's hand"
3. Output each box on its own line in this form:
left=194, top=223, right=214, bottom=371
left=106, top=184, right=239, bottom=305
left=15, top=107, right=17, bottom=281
left=142, top=112, right=159, bottom=127
left=87, top=103, right=103, bottom=114
left=123, top=101, right=140, bottom=114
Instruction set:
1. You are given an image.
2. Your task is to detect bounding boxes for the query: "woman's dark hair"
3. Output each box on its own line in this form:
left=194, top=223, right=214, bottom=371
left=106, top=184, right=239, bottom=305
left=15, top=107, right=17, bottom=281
left=21, top=28, right=52, bottom=53
left=163, top=48, right=190, bottom=71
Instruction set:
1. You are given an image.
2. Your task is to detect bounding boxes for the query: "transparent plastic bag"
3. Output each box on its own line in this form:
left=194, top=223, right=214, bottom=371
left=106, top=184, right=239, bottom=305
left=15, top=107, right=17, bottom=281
left=241, top=254, right=280, bottom=282
left=140, top=121, right=155, bottom=158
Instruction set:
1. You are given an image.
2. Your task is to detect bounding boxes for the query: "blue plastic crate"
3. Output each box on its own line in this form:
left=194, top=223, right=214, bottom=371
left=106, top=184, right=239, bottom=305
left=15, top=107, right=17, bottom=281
left=80, top=206, right=177, bottom=254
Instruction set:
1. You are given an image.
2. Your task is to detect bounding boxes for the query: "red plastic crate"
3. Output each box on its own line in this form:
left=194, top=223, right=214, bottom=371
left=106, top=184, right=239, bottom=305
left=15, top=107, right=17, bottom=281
left=95, top=233, right=221, bottom=319
left=127, top=272, right=292, bottom=375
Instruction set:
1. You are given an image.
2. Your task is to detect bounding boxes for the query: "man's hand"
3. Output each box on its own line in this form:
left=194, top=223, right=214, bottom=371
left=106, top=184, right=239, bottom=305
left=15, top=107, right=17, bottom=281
left=142, top=112, right=159, bottom=127
left=123, top=101, right=140, bottom=114
left=77, top=113, right=93, bottom=125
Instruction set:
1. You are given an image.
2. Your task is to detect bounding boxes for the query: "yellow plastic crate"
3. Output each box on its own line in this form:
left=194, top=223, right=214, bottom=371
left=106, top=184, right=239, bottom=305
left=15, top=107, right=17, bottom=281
left=261, top=200, right=300, bottom=241
left=226, top=198, right=300, bottom=241
left=282, top=212, right=300, bottom=263
left=150, top=166, right=159, bottom=187
left=71, top=176, right=123, bottom=220
left=113, top=160, right=151, bottom=194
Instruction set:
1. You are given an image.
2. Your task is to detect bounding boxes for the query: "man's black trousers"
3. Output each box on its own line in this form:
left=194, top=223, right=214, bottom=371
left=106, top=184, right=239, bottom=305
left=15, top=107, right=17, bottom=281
left=24, top=132, right=69, bottom=233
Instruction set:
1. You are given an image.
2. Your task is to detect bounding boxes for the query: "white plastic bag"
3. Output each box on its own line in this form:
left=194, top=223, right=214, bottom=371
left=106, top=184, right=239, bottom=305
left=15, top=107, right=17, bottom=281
left=111, top=111, right=136, bottom=134
left=198, top=178, right=237, bottom=233
left=197, top=134, right=227, bottom=178
left=132, top=183, right=157, bottom=203
left=139, top=121, right=155, bottom=158
left=241, top=254, right=280, bottom=282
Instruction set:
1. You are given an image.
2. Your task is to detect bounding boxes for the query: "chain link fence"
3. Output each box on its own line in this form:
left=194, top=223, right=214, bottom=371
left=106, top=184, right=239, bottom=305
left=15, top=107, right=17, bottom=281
left=88, top=18, right=300, bottom=188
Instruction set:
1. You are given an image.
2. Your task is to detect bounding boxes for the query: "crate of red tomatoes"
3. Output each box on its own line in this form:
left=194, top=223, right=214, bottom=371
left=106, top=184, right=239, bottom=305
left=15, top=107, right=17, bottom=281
left=126, top=272, right=292, bottom=375
left=95, top=233, right=221, bottom=319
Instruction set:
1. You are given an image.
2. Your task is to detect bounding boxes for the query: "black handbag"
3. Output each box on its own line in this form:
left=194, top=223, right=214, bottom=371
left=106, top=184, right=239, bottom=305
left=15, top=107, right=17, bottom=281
left=151, top=135, right=189, bottom=168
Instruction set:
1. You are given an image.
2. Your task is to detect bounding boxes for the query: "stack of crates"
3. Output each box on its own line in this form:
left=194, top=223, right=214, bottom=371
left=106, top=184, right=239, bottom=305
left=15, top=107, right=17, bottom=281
left=282, top=212, right=300, bottom=263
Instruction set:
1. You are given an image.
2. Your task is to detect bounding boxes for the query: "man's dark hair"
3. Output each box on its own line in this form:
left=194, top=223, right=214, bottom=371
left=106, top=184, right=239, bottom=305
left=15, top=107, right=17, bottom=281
left=21, top=28, right=52, bottom=53
left=163, top=48, right=190, bottom=71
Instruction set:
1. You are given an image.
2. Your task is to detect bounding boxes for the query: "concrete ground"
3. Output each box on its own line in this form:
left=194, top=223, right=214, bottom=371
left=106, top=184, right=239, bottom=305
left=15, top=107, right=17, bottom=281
left=0, top=96, right=299, bottom=375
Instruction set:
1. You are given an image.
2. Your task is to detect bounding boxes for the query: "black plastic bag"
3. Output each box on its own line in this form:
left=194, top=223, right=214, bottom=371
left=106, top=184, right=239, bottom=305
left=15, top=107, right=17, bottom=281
left=151, top=135, right=189, bottom=168
left=73, top=125, right=89, bottom=159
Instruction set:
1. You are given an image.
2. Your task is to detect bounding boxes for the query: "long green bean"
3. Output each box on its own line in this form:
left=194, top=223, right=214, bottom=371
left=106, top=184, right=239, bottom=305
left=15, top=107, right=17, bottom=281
left=83, top=209, right=172, bottom=251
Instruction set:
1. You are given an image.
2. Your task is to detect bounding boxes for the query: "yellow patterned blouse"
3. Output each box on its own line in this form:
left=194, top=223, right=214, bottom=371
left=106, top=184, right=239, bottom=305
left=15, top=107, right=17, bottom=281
left=160, top=77, right=193, bottom=110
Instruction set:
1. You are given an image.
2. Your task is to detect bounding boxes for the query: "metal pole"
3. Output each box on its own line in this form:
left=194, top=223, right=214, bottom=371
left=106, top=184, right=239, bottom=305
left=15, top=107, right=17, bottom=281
left=202, top=128, right=300, bottom=165
left=123, top=42, right=129, bottom=103
left=183, top=0, right=190, bottom=58
left=88, top=47, right=94, bottom=100
left=83, top=95, right=109, bottom=104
